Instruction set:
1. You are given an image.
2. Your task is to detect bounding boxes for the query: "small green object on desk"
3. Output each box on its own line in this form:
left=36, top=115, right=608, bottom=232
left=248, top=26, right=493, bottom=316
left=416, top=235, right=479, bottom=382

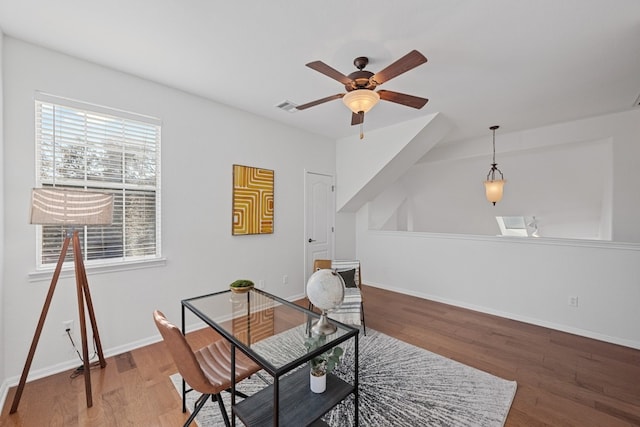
left=304, top=334, right=343, bottom=376
left=229, top=279, right=254, bottom=293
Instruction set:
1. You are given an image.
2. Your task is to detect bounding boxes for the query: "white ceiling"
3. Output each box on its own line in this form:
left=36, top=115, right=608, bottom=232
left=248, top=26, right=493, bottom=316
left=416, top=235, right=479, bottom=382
left=1, top=0, right=639, bottom=142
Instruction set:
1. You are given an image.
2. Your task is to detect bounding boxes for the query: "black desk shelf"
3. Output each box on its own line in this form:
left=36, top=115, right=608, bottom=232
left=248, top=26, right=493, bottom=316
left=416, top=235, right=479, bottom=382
left=234, top=368, right=352, bottom=427
left=182, top=289, right=359, bottom=427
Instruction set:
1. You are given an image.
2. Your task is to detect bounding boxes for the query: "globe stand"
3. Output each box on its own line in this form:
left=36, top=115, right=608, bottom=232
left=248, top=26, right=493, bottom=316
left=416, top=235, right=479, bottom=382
left=311, top=310, right=337, bottom=336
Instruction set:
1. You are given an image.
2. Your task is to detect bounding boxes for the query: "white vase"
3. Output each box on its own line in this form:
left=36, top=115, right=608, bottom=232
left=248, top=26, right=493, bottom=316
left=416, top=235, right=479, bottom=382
left=310, top=371, right=326, bottom=393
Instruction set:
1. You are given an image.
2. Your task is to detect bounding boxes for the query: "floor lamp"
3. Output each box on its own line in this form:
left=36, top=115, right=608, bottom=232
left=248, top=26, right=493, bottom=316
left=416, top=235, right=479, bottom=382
left=10, top=188, right=114, bottom=413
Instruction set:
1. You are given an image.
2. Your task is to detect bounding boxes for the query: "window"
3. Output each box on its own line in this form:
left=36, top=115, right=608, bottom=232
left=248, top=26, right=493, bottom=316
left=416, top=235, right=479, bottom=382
left=495, top=216, right=539, bottom=237
left=35, top=93, right=161, bottom=268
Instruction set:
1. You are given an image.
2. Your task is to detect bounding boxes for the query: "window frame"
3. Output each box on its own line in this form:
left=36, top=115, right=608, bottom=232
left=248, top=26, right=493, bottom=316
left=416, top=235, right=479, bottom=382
left=32, top=92, right=163, bottom=274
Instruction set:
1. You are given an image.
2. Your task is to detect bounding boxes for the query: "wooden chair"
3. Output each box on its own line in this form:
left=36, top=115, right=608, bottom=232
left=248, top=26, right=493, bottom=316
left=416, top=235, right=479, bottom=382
left=311, top=259, right=366, bottom=335
left=153, top=310, right=260, bottom=427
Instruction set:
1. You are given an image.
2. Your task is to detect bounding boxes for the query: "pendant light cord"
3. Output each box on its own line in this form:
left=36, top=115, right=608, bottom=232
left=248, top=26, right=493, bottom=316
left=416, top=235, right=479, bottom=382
left=487, top=125, right=502, bottom=181
left=492, top=127, right=497, bottom=165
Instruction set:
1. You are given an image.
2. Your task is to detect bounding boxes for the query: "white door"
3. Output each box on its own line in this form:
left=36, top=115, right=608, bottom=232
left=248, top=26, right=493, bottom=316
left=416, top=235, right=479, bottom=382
left=304, top=172, right=335, bottom=281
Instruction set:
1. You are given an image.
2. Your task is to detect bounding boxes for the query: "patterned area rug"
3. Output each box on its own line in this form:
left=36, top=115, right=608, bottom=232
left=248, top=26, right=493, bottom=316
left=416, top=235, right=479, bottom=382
left=171, top=327, right=516, bottom=426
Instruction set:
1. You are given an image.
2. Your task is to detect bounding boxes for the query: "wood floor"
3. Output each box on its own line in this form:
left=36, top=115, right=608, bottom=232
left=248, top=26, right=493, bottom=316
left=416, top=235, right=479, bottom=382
left=1, top=285, right=639, bottom=426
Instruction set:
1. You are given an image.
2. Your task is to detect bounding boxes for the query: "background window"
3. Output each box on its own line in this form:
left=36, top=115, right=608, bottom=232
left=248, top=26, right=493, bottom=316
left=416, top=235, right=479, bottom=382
left=35, top=93, right=161, bottom=268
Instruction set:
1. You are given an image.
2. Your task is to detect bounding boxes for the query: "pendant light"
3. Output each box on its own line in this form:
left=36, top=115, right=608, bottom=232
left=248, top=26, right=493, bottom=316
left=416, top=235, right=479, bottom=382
left=484, top=125, right=505, bottom=205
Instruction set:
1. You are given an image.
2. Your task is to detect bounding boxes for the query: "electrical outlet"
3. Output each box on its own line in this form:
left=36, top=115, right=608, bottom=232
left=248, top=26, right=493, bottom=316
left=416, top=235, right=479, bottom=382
left=62, top=320, right=74, bottom=335
left=283, top=275, right=288, bottom=285
left=258, top=279, right=265, bottom=289
left=568, top=296, right=579, bottom=308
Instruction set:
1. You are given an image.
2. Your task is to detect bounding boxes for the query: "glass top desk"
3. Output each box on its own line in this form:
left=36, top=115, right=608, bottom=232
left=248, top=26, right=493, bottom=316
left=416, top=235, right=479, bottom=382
left=181, top=288, right=359, bottom=427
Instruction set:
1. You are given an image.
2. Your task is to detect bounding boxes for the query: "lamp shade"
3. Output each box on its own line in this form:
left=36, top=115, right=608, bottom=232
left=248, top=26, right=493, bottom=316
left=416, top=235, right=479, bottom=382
left=342, top=89, right=380, bottom=114
left=30, top=188, right=114, bottom=225
left=484, top=179, right=506, bottom=205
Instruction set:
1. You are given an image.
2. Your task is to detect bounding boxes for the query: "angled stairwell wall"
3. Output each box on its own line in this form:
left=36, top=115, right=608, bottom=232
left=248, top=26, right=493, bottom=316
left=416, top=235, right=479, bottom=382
left=367, top=181, right=409, bottom=231
left=336, top=113, right=452, bottom=213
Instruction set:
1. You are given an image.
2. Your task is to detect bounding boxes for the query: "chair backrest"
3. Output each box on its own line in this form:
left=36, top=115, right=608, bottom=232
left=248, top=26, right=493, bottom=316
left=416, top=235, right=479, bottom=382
left=313, top=259, right=361, bottom=289
left=313, top=259, right=332, bottom=271
left=153, top=310, right=211, bottom=393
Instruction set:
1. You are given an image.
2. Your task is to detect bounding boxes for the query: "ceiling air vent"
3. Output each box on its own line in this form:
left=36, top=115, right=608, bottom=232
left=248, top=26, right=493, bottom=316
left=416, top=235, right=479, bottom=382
left=275, top=100, right=298, bottom=113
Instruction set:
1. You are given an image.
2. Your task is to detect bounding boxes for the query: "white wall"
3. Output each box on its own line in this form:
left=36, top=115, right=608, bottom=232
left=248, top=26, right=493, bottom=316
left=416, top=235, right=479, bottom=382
left=399, top=110, right=640, bottom=242
left=358, top=225, right=640, bottom=349
left=334, top=212, right=356, bottom=259
left=400, top=138, right=611, bottom=239
left=0, top=31, right=6, bottom=402
left=336, top=113, right=451, bottom=213
left=355, top=110, right=640, bottom=350
left=1, top=37, right=335, bottom=392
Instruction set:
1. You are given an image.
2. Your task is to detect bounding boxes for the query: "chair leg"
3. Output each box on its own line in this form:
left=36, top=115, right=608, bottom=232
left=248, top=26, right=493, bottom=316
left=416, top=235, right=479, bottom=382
left=255, top=371, right=270, bottom=385
left=361, top=302, right=367, bottom=336
left=225, top=387, right=250, bottom=399
left=182, top=379, right=186, bottom=413
left=184, top=393, right=211, bottom=427
left=183, top=392, right=234, bottom=427
left=215, top=393, right=231, bottom=427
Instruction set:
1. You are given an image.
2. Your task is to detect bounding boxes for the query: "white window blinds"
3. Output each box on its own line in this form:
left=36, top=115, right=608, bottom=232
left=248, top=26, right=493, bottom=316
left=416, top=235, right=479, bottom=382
left=35, top=93, right=161, bottom=267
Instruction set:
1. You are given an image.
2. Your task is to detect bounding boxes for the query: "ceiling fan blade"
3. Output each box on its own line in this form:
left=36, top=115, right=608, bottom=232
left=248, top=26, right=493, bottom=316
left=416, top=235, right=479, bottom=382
left=351, top=111, right=364, bottom=126
left=306, top=61, right=353, bottom=85
left=371, top=50, right=427, bottom=85
left=296, top=94, right=344, bottom=110
left=378, top=90, right=429, bottom=109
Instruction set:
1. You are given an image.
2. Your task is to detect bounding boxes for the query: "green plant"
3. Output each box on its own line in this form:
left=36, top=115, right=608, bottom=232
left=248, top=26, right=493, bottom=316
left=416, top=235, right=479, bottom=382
left=229, top=279, right=254, bottom=288
left=304, top=335, right=344, bottom=376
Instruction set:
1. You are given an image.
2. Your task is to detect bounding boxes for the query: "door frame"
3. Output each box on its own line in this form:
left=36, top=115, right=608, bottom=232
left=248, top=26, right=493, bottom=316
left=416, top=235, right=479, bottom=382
left=303, top=170, right=336, bottom=282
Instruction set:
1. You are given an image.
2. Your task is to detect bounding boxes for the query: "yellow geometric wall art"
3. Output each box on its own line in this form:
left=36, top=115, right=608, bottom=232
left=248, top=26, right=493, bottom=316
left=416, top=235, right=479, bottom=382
left=232, top=164, right=274, bottom=235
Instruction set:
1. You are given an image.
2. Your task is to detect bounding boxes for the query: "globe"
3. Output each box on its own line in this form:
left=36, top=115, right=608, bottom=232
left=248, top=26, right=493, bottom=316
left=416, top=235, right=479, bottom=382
left=306, top=269, right=345, bottom=335
left=306, top=269, right=345, bottom=311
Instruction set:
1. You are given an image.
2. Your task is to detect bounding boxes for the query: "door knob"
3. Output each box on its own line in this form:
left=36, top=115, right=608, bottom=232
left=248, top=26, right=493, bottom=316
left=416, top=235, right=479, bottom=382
left=308, top=238, right=316, bottom=243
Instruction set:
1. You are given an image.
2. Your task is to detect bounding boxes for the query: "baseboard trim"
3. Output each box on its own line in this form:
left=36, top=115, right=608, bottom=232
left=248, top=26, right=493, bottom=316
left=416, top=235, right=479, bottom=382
left=0, top=333, right=164, bottom=413
left=364, top=281, right=640, bottom=350
left=0, top=292, right=309, bottom=410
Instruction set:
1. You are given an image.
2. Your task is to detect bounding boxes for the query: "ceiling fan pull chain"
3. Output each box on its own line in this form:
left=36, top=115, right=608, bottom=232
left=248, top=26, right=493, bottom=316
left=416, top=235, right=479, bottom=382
left=360, top=122, right=364, bottom=139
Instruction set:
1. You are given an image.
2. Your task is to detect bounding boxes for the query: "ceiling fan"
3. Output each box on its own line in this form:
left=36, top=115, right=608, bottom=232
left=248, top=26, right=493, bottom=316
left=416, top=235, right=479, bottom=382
left=296, top=50, right=429, bottom=138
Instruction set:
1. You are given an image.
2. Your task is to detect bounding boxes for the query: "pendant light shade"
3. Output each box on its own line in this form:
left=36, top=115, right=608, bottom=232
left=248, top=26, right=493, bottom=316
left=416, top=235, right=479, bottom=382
left=342, top=89, right=380, bottom=114
left=484, top=179, right=505, bottom=205
left=484, top=125, right=505, bottom=205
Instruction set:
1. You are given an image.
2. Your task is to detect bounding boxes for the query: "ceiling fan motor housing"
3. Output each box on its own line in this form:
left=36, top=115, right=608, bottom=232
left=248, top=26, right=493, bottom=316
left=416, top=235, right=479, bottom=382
left=345, top=70, right=376, bottom=91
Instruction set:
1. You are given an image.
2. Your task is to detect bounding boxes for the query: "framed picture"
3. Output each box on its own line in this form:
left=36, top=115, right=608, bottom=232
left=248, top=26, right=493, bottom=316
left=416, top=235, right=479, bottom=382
left=232, top=164, right=274, bottom=235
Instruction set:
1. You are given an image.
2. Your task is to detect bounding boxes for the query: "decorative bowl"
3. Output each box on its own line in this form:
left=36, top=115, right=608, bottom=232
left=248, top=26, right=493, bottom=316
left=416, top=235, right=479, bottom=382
left=230, top=284, right=253, bottom=294
left=229, top=279, right=255, bottom=294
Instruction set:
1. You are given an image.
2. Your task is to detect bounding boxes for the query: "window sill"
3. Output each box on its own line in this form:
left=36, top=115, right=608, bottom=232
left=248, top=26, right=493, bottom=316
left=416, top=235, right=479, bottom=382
left=28, top=257, right=167, bottom=283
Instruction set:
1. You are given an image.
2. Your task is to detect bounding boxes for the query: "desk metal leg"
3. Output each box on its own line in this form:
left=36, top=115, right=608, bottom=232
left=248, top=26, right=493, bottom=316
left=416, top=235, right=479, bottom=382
left=355, top=333, right=359, bottom=426
left=231, top=344, right=237, bottom=427
left=273, top=376, right=279, bottom=427
left=181, top=305, right=187, bottom=413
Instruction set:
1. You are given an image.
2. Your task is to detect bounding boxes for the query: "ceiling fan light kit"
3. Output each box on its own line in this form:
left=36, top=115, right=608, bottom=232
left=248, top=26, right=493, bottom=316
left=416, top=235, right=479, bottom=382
left=342, top=89, right=380, bottom=114
left=295, top=50, right=429, bottom=139
left=343, top=89, right=380, bottom=139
